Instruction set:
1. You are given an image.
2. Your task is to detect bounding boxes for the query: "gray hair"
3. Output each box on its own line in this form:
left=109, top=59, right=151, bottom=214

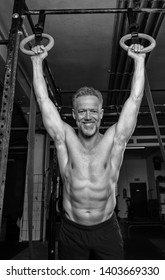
left=72, top=86, right=103, bottom=108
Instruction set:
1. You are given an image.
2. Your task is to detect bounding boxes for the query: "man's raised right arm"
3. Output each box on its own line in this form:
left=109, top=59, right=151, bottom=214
left=31, top=45, right=65, bottom=144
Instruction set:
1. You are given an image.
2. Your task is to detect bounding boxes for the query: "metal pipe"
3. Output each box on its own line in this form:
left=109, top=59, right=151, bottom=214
left=9, top=146, right=27, bottom=149
left=11, top=127, right=45, bottom=131
left=23, top=8, right=165, bottom=16
left=60, top=111, right=165, bottom=117
left=59, top=88, right=165, bottom=94
left=10, top=124, right=165, bottom=132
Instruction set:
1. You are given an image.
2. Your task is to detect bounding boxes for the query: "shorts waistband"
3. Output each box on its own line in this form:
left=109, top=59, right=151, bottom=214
left=62, top=212, right=116, bottom=231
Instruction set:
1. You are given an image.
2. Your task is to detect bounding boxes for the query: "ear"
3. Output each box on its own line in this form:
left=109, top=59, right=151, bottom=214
left=72, top=109, right=76, bottom=120
left=100, top=108, right=104, bottom=119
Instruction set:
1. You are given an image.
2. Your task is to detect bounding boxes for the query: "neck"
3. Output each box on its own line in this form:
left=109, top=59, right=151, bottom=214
left=78, top=131, right=102, bottom=150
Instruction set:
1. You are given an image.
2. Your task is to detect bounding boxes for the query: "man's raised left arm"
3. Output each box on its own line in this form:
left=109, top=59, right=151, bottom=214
left=114, top=44, right=146, bottom=146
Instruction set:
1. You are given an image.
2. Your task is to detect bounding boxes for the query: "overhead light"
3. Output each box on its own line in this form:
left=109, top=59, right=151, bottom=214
left=126, top=146, right=145, bottom=149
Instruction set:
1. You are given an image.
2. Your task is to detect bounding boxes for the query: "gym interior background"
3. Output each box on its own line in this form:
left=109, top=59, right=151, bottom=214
left=0, top=0, right=165, bottom=259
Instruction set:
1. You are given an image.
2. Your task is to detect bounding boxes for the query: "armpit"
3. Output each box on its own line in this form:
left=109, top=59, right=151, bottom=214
left=113, top=134, right=127, bottom=149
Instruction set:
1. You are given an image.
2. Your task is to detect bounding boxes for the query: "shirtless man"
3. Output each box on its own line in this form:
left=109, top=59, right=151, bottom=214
left=31, top=43, right=145, bottom=259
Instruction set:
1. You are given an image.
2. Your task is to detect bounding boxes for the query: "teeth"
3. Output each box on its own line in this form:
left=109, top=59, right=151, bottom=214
left=84, top=123, right=93, bottom=126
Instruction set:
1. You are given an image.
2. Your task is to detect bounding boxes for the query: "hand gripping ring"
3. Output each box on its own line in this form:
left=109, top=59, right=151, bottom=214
left=20, top=33, right=54, bottom=55
left=119, top=33, right=156, bottom=53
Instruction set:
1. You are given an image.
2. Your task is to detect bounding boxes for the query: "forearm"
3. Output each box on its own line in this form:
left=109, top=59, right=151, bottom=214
left=32, top=58, right=49, bottom=104
left=131, top=58, right=145, bottom=102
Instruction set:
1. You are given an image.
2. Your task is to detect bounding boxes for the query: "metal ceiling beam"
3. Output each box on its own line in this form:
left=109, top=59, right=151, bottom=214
left=23, top=8, right=165, bottom=15
left=58, top=88, right=165, bottom=94
left=9, top=124, right=165, bottom=131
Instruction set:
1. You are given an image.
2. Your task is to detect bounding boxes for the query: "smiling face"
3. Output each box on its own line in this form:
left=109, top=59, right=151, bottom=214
left=72, top=95, right=104, bottom=138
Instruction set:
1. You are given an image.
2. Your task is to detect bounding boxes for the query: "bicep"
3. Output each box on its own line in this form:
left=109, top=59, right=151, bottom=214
left=102, top=126, right=124, bottom=175
left=110, top=97, right=141, bottom=173
left=56, top=123, right=78, bottom=177
left=111, top=128, right=126, bottom=175
left=116, top=96, right=141, bottom=143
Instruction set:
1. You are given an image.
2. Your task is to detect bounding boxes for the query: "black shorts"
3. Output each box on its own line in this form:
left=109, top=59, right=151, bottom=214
left=58, top=212, right=124, bottom=260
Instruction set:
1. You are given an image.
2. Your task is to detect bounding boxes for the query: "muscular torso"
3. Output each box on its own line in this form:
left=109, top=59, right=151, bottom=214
left=56, top=124, right=124, bottom=226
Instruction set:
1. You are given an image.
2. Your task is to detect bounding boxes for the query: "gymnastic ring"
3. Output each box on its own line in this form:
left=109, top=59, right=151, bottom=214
left=20, top=33, right=54, bottom=55
left=119, top=33, right=156, bottom=53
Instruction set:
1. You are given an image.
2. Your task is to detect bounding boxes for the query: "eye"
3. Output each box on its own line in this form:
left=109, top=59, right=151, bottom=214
left=78, top=110, right=85, bottom=114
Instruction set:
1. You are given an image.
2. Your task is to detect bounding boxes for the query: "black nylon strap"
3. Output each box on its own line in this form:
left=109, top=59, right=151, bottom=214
left=34, top=10, right=46, bottom=45
left=127, top=8, right=139, bottom=44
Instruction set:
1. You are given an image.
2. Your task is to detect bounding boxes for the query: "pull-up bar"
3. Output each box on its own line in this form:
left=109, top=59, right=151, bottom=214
left=23, top=8, right=165, bottom=16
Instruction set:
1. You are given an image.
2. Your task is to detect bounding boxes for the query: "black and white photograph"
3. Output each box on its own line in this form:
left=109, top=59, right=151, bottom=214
left=0, top=1, right=165, bottom=278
